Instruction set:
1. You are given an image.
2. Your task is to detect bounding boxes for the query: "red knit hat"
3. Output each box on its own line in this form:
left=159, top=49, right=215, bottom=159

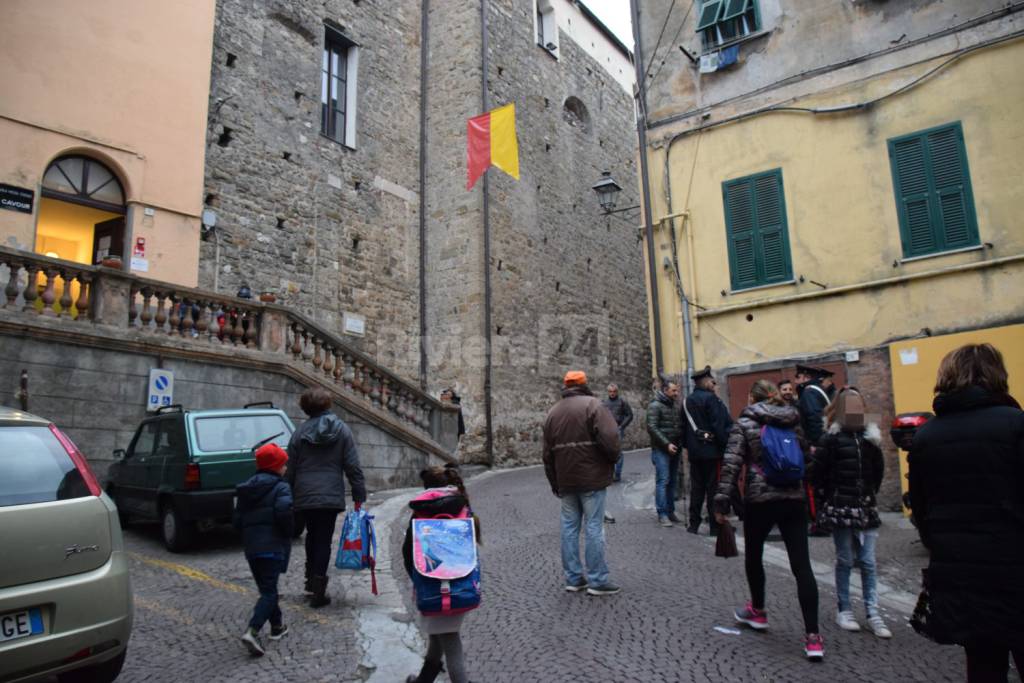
left=255, top=443, right=288, bottom=472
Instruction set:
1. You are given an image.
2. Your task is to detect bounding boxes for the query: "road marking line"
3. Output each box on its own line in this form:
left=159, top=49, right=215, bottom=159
left=129, top=552, right=251, bottom=594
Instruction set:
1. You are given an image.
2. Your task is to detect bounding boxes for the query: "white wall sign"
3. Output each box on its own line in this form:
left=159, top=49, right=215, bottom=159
left=147, top=369, right=174, bottom=411
left=343, top=312, right=366, bottom=336
left=899, top=348, right=919, bottom=366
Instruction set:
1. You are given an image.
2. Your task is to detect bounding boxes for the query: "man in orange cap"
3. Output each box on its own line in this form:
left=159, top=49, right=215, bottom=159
left=543, top=370, right=622, bottom=595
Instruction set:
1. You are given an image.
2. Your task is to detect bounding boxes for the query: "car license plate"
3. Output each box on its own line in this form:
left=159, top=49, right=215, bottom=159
left=0, top=608, right=44, bottom=643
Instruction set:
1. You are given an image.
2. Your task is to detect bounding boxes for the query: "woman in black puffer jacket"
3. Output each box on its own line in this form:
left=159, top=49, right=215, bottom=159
left=909, top=343, right=1024, bottom=682
left=714, top=379, right=823, bottom=660
left=809, top=387, right=890, bottom=638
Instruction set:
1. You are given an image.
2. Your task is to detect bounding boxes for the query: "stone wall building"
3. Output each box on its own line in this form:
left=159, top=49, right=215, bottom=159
left=203, top=0, right=652, bottom=465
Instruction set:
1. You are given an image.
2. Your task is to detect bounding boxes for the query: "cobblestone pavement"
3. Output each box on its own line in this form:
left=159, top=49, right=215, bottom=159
left=410, top=450, right=1012, bottom=683
left=99, top=451, right=1019, bottom=683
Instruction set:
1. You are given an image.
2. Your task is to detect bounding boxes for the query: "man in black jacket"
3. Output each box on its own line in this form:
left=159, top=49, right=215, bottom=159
left=681, top=366, right=733, bottom=535
left=796, top=365, right=835, bottom=536
left=602, top=383, right=634, bottom=482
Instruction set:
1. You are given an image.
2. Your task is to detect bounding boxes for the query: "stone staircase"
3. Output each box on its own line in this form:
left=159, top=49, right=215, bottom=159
left=0, top=246, right=458, bottom=489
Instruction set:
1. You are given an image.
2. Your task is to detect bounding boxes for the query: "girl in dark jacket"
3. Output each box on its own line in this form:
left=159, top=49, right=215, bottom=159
left=714, top=379, right=823, bottom=660
left=909, top=343, right=1024, bottom=682
left=809, top=387, right=891, bottom=638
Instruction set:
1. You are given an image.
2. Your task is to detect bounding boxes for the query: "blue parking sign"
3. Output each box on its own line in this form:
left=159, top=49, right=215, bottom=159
left=147, top=369, right=175, bottom=412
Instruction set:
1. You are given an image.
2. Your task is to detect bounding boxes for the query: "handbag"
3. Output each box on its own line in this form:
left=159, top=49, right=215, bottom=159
left=910, top=568, right=939, bottom=642
left=715, top=522, right=738, bottom=558
left=683, top=398, right=715, bottom=445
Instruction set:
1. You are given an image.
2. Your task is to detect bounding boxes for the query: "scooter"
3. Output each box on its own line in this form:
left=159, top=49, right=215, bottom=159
left=889, top=413, right=932, bottom=527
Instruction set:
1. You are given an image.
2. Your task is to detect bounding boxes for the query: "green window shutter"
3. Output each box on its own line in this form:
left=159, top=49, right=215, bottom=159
left=696, top=0, right=724, bottom=31
left=926, top=126, right=976, bottom=249
left=889, top=122, right=979, bottom=258
left=723, top=169, right=792, bottom=290
left=721, top=0, right=751, bottom=21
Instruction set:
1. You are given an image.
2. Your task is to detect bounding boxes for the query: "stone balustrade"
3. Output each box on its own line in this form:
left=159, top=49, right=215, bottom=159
left=0, top=246, right=455, bottom=451
left=0, top=250, right=95, bottom=320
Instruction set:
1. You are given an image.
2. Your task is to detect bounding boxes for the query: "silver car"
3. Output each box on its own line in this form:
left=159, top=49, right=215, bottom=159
left=0, top=408, right=132, bottom=682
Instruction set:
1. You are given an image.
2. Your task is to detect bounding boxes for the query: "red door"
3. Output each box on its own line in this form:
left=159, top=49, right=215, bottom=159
left=725, top=362, right=847, bottom=419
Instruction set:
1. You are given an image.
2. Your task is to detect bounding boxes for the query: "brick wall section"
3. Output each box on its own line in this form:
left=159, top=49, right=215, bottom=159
left=845, top=346, right=903, bottom=511
left=200, top=0, right=423, bottom=379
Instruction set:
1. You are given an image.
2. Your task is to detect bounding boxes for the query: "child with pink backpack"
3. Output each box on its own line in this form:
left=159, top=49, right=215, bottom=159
left=402, top=465, right=481, bottom=683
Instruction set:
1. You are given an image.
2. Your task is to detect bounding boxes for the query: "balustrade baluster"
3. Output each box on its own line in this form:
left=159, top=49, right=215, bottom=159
left=208, top=304, right=221, bottom=342
left=128, top=286, right=139, bottom=326
left=57, top=270, right=73, bottom=317
left=300, top=330, right=312, bottom=360
left=333, top=350, right=343, bottom=383
left=195, top=301, right=210, bottom=339
left=290, top=323, right=302, bottom=358
left=230, top=308, right=245, bottom=345
left=370, top=372, right=382, bottom=407
left=244, top=310, right=258, bottom=348
left=419, top=402, right=431, bottom=430
left=343, top=354, right=355, bottom=391
left=181, top=299, right=195, bottom=338
left=386, top=382, right=398, bottom=415
left=168, top=296, right=181, bottom=336
left=321, top=345, right=333, bottom=376
left=140, top=288, right=153, bottom=329
left=75, top=273, right=91, bottom=321
left=5, top=262, right=20, bottom=308
left=312, top=337, right=323, bottom=369
left=40, top=269, right=58, bottom=316
left=154, top=292, right=168, bottom=332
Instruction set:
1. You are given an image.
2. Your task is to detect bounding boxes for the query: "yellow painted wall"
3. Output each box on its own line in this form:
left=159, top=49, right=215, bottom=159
left=0, top=0, right=214, bottom=287
left=35, top=198, right=121, bottom=265
left=888, top=324, right=1024, bottom=500
left=644, top=38, right=1024, bottom=375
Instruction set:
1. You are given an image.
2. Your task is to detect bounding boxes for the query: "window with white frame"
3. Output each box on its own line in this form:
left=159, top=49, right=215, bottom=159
left=321, top=25, right=359, bottom=147
left=536, top=0, right=558, bottom=55
left=696, top=0, right=760, bottom=52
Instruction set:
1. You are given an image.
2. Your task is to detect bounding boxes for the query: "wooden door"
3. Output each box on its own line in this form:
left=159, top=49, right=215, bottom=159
left=725, top=362, right=847, bottom=419
left=92, top=217, right=125, bottom=263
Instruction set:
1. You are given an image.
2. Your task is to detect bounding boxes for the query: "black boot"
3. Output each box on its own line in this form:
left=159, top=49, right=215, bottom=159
left=406, top=659, right=444, bottom=683
left=303, top=559, right=312, bottom=594
left=309, top=575, right=331, bottom=608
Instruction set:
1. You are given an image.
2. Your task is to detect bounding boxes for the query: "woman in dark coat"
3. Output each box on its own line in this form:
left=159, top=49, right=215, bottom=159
left=286, top=387, right=367, bottom=607
left=909, top=343, right=1024, bottom=681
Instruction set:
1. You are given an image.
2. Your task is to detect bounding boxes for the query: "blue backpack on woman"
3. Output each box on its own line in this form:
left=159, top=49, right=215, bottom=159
left=758, top=425, right=805, bottom=487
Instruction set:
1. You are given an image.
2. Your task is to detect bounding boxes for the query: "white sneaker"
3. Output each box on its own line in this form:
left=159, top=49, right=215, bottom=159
left=659, top=516, right=673, bottom=527
left=836, top=610, right=861, bottom=631
left=867, top=615, right=892, bottom=639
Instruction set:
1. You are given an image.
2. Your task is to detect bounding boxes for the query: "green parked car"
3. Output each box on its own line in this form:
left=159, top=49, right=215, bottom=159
left=106, top=403, right=295, bottom=552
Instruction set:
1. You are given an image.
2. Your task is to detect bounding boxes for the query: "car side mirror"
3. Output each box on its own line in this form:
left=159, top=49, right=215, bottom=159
left=113, top=448, right=127, bottom=460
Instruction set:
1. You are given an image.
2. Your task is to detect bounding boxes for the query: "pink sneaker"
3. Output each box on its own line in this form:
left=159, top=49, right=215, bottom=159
left=734, top=603, right=768, bottom=630
left=804, top=634, right=825, bottom=660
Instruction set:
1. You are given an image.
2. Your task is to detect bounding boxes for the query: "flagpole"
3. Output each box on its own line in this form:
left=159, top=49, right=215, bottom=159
left=480, top=0, right=494, bottom=465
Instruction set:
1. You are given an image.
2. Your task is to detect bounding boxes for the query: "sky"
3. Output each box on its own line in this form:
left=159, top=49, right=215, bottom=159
left=583, top=0, right=634, bottom=49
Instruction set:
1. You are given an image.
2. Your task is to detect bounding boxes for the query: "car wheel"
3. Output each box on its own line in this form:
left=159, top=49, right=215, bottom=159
left=161, top=503, right=196, bottom=553
left=57, top=648, right=127, bottom=683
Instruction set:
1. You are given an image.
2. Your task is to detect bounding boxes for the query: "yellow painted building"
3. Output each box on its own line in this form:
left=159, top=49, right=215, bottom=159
left=0, top=0, right=216, bottom=285
left=634, top=0, right=1024, bottom=506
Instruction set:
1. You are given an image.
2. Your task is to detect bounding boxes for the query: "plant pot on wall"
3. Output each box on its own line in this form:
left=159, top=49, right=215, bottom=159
left=259, top=291, right=277, bottom=303
left=100, top=255, right=123, bottom=269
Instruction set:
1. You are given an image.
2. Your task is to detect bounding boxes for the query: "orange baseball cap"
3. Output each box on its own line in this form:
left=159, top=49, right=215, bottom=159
left=563, top=370, right=588, bottom=387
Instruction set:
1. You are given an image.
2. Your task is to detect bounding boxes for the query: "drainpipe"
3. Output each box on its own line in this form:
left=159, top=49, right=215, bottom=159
left=480, top=0, right=494, bottom=463
left=663, top=143, right=696, bottom=393
left=629, top=0, right=664, bottom=377
left=418, top=0, right=430, bottom=390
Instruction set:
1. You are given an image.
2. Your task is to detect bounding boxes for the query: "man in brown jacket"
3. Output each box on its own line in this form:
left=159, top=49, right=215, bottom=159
left=542, top=370, right=622, bottom=596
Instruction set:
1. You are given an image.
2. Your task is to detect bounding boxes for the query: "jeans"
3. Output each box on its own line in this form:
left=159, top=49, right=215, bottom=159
left=246, top=555, right=285, bottom=631
left=651, top=449, right=679, bottom=517
left=560, top=489, right=609, bottom=586
left=303, top=508, right=340, bottom=578
left=613, top=428, right=626, bottom=480
left=688, top=459, right=719, bottom=530
left=833, top=527, right=879, bottom=615
left=743, top=500, right=820, bottom=634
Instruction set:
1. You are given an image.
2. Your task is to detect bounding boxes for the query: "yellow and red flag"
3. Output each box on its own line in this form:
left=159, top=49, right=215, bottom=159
left=466, top=103, right=520, bottom=190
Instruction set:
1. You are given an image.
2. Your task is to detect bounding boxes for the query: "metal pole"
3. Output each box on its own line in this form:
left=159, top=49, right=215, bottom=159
left=630, top=0, right=664, bottom=377
left=481, top=0, right=494, bottom=463
left=418, top=0, right=430, bottom=390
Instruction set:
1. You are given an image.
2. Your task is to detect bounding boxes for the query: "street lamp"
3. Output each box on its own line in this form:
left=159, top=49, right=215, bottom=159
left=591, top=171, right=622, bottom=213
left=592, top=171, right=640, bottom=215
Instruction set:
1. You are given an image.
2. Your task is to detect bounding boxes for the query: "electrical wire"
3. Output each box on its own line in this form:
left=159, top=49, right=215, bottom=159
left=647, top=0, right=697, bottom=91
left=643, top=0, right=679, bottom=80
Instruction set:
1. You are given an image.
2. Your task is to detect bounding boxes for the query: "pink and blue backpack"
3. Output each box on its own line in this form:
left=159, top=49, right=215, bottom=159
left=409, top=487, right=481, bottom=616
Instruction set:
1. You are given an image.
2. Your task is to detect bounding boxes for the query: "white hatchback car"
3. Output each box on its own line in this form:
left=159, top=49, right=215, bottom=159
left=0, top=408, right=132, bottom=682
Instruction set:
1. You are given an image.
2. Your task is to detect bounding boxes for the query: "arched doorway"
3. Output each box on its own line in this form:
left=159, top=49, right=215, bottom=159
left=35, top=154, right=126, bottom=265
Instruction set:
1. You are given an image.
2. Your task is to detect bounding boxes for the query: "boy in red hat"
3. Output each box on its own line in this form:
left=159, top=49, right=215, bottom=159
left=234, top=443, right=294, bottom=656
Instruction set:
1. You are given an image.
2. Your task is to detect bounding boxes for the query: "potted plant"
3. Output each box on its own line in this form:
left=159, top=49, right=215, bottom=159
left=100, top=254, right=123, bottom=269
left=259, top=291, right=277, bottom=303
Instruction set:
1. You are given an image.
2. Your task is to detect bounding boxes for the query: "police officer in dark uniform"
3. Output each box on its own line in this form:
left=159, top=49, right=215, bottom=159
left=681, top=366, right=733, bottom=535
left=795, top=364, right=836, bottom=536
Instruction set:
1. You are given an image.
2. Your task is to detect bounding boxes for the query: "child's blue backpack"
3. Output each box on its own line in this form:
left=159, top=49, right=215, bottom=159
left=335, top=508, right=378, bottom=595
left=408, top=487, right=481, bottom=616
left=758, top=425, right=805, bottom=487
